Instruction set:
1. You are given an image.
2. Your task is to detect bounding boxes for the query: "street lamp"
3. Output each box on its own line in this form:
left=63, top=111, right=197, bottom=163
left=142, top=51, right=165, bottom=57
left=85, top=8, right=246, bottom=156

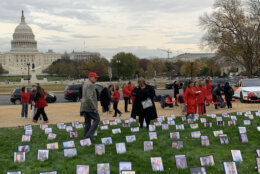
left=116, top=59, right=121, bottom=81
left=27, top=62, right=30, bottom=83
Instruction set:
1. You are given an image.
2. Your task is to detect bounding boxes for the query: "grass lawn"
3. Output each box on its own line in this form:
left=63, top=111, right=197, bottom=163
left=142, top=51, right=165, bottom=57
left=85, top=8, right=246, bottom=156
left=0, top=111, right=259, bottom=174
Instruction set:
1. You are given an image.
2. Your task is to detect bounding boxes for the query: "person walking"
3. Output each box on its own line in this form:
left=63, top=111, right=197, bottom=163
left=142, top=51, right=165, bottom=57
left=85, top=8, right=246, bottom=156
left=173, top=80, right=180, bottom=106
left=108, top=85, right=113, bottom=113
left=33, top=86, right=48, bottom=123
left=100, top=84, right=110, bottom=116
left=223, top=82, right=234, bottom=109
left=29, top=85, right=37, bottom=118
left=131, top=77, right=157, bottom=128
left=184, top=81, right=200, bottom=119
left=80, top=72, right=100, bottom=139
left=122, top=83, right=131, bottom=112
left=21, top=87, right=30, bottom=119
left=127, top=81, right=134, bottom=104
left=212, top=84, right=223, bottom=109
left=112, top=85, right=122, bottom=117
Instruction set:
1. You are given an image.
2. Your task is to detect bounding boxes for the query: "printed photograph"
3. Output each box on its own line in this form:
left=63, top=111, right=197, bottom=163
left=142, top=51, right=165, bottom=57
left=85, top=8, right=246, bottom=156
left=95, top=144, right=105, bottom=155
left=190, top=166, right=207, bottom=174
left=219, top=134, right=229, bottom=144
left=47, top=142, right=59, bottom=150
left=200, top=118, right=207, bottom=123
left=119, top=162, right=132, bottom=173
left=201, top=136, right=210, bottom=146
left=75, top=124, right=83, bottom=129
left=7, top=171, right=22, bottom=174
left=131, top=127, right=139, bottom=132
left=112, top=128, right=121, bottom=134
left=257, top=158, right=260, bottom=173
left=190, top=123, right=199, bottom=129
left=80, top=138, right=92, bottom=146
left=172, top=141, right=184, bottom=149
left=223, top=162, right=238, bottom=174
left=239, top=133, right=248, bottom=142
left=175, top=155, right=187, bottom=169
left=103, top=120, right=110, bottom=125
left=18, top=145, right=30, bottom=152
left=70, top=131, right=78, bottom=138
left=40, top=171, right=57, bottom=174
left=66, top=126, right=73, bottom=132
left=22, top=135, right=31, bottom=142
left=110, top=121, right=117, bottom=126
left=64, top=148, right=77, bottom=157
left=125, top=135, right=136, bottom=143
left=238, top=127, right=247, bottom=134
left=144, top=141, right=153, bottom=151
left=213, top=130, right=223, bottom=137
left=41, top=124, right=48, bottom=130
left=200, top=155, right=215, bottom=166
left=25, top=129, right=32, bottom=135
left=14, top=152, right=25, bottom=163
left=97, top=163, right=110, bottom=174
left=101, top=125, right=109, bottom=130
left=167, top=120, right=176, bottom=125
left=121, top=171, right=135, bottom=174
left=204, top=122, right=212, bottom=128
left=24, top=124, right=32, bottom=130
left=257, top=149, right=260, bottom=157
left=57, top=123, right=66, bottom=129
left=243, top=120, right=251, bottom=125
left=76, top=165, right=89, bottom=174
left=116, top=143, right=126, bottom=154
left=149, top=125, right=156, bottom=131
left=150, top=157, right=164, bottom=171
left=231, top=150, right=243, bottom=162
left=63, top=141, right=75, bottom=148
left=162, top=124, right=169, bottom=130
left=45, top=128, right=52, bottom=134
left=149, top=132, right=158, bottom=140
left=170, top=132, right=180, bottom=139
left=191, top=131, right=201, bottom=138
left=38, top=150, right=49, bottom=161
left=176, top=124, right=184, bottom=130
left=101, top=137, right=113, bottom=145
left=47, top=133, right=57, bottom=140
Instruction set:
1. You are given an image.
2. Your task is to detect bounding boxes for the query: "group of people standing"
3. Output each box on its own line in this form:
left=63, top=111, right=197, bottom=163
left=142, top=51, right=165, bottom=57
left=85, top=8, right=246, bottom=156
left=20, top=83, right=49, bottom=123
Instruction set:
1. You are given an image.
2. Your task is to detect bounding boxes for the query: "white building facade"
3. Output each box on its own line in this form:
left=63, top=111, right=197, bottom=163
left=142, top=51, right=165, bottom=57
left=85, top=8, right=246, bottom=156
left=0, top=11, right=61, bottom=75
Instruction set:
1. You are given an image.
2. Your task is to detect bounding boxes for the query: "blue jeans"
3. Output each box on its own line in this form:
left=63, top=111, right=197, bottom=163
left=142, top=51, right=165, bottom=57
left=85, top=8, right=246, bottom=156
left=21, top=103, right=28, bottom=118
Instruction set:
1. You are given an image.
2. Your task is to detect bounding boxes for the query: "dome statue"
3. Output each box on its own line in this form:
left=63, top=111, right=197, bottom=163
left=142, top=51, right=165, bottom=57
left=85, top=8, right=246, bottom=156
left=11, top=11, right=38, bottom=52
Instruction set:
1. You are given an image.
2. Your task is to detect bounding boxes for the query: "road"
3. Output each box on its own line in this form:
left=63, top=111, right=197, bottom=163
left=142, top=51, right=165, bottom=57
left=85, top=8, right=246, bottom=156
left=0, top=89, right=179, bottom=106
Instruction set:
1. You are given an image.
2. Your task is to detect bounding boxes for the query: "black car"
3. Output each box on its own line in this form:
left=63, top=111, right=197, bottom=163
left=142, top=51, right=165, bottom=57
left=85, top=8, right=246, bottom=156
left=64, top=83, right=103, bottom=102
left=10, top=87, right=56, bottom=105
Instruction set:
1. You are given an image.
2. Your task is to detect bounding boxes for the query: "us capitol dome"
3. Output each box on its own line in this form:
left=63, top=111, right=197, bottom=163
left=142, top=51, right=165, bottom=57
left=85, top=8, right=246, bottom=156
left=0, top=11, right=61, bottom=75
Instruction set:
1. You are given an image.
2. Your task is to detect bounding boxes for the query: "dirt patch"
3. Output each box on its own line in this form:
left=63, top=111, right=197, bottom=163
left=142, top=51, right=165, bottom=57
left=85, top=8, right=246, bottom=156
left=0, top=101, right=259, bottom=128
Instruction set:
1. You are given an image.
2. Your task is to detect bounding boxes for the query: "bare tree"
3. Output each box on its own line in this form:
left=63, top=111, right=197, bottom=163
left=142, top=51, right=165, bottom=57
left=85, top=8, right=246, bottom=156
left=199, top=0, right=260, bottom=77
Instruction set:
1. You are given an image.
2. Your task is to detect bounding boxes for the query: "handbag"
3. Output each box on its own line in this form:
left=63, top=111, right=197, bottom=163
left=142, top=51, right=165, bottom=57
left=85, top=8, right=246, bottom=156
left=141, top=98, right=153, bottom=109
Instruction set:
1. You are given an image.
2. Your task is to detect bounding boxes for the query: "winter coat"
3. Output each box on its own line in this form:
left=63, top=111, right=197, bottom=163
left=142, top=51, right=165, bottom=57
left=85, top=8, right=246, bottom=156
left=21, top=92, right=30, bottom=103
left=184, top=87, right=197, bottom=114
left=80, top=80, right=98, bottom=113
left=223, top=84, right=234, bottom=99
left=131, top=85, right=158, bottom=121
left=100, top=87, right=110, bottom=107
left=196, top=87, right=205, bottom=104
left=112, top=90, right=120, bottom=103
left=122, top=87, right=131, bottom=98
left=35, top=92, right=48, bottom=109
left=127, top=84, right=134, bottom=96
left=173, top=82, right=180, bottom=98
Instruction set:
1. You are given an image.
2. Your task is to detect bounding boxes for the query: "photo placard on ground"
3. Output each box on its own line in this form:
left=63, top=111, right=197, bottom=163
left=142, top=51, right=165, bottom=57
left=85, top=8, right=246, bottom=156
left=110, top=121, right=117, bottom=126
left=70, top=131, right=78, bottom=138
left=40, top=171, right=57, bottom=174
left=257, top=158, right=260, bottom=173
left=149, top=125, right=156, bottom=132
left=191, top=131, right=201, bottom=138
left=97, top=163, right=110, bottom=174
left=121, top=170, right=136, bottom=174
left=131, top=127, right=139, bottom=133
left=7, top=171, right=22, bottom=174
left=257, top=149, right=260, bottom=157
left=115, top=118, right=122, bottom=123
left=47, top=142, right=59, bottom=150
left=57, top=122, right=66, bottom=129
left=201, top=136, right=210, bottom=146
left=150, top=157, right=164, bottom=171
left=231, top=150, right=243, bottom=162
left=126, top=135, right=136, bottom=143
left=116, top=142, right=126, bottom=154
left=189, top=166, right=207, bottom=174
left=204, top=122, right=212, bottom=128
left=154, top=121, right=162, bottom=127
left=80, top=138, right=92, bottom=146
left=219, top=134, right=229, bottom=144
left=172, top=141, right=184, bottom=149
left=162, top=124, right=169, bottom=130
left=47, top=133, right=57, bottom=140
left=40, top=124, right=48, bottom=130
left=239, top=133, right=248, bottom=142
left=170, top=132, right=180, bottom=139
left=66, top=126, right=73, bottom=132
left=217, top=121, right=225, bottom=126
left=25, top=129, right=32, bottom=135
left=38, top=150, right=49, bottom=161
left=175, top=155, right=188, bottom=169
left=24, top=124, right=32, bottom=130
left=95, top=144, right=105, bottom=155
left=200, top=155, right=215, bottom=166
left=190, top=123, right=199, bottom=129
left=149, top=132, right=158, bottom=140
left=22, top=135, right=30, bottom=142
left=101, top=125, right=109, bottom=130
left=101, top=137, right=113, bottom=145
left=63, top=141, right=75, bottom=148
left=223, top=162, right=238, bottom=174
left=103, top=120, right=110, bottom=125
left=228, top=120, right=236, bottom=126
left=257, top=126, right=260, bottom=132
left=238, top=127, right=247, bottom=133
left=45, top=128, right=52, bottom=134
left=176, top=124, right=184, bottom=130
left=243, top=120, right=251, bottom=125
left=168, top=120, right=175, bottom=125
left=119, top=162, right=132, bottom=173
left=14, top=152, right=25, bottom=163
left=76, top=164, right=89, bottom=174
left=213, top=130, right=223, bottom=137
left=112, top=128, right=121, bottom=134
left=75, top=123, right=83, bottom=129
left=18, top=145, right=30, bottom=152
left=187, top=118, right=194, bottom=124
left=200, top=118, right=207, bottom=123
left=144, top=141, right=153, bottom=151
left=64, top=148, right=77, bottom=157
left=231, top=116, right=237, bottom=120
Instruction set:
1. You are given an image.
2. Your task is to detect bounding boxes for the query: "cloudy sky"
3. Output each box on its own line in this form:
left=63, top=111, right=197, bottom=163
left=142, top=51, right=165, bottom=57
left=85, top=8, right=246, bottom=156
left=0, top=0, right=214, bottom=59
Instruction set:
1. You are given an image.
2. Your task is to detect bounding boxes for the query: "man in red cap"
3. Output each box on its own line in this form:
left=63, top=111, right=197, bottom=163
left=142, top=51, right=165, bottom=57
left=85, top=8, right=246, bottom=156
left=80, top=72, right=100, bottom=140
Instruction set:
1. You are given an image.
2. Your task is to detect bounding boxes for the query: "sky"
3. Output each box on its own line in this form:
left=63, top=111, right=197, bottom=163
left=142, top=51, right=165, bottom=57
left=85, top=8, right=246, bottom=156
left=0, top=0, right=215, bottom=59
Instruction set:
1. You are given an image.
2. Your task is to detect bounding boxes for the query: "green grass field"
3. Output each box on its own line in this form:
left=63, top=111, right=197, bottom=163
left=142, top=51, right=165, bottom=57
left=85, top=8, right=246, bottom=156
left=0, top=111, right=259, bottom=174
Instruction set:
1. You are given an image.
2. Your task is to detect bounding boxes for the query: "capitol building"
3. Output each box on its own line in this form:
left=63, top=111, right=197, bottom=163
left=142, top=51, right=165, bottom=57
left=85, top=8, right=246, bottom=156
left=0, top=11, right=61, bottom=75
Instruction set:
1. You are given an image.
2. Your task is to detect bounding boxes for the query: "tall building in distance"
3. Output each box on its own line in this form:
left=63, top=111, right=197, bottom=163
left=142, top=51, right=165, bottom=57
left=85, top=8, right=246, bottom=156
left=0, top=11, right=61, bottom=75
left=69, top=50, right=101, bottom=61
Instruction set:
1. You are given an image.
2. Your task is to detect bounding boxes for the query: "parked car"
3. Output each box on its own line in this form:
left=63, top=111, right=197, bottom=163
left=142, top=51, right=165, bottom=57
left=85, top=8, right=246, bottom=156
left=233, top=78, right=260, bottom=102
left=10, top=87, right=56, bottom=105
left=64, top=83, right=102, bottom=102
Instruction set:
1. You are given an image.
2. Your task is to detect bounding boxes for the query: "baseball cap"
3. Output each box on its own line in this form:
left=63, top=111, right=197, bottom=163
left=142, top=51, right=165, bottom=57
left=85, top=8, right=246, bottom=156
left=88, top=72, right=99, bottom=78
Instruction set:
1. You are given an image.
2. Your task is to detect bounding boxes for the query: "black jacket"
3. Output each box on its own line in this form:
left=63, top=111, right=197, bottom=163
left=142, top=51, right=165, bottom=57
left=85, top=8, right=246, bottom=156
left=131, top=85, right=158, bottom=121
left=223, top=84, right=233, bottom=99
left=173, top=82, right=180, bottom=98
left=100, top=87, right=110, bottom=107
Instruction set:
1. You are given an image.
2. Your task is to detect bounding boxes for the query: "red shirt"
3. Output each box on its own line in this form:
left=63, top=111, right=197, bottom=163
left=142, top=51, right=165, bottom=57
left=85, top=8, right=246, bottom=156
left=21, top=92, right=30, bottom=103
left=122, top=87, right=130, bottom=98
left=184, top=87, right=197, bottom=113
left=112, top=90, right=120, bottom=103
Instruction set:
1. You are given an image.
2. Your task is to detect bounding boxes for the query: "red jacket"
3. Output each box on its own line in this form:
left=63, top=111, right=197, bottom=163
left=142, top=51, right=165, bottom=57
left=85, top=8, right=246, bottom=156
left=206, top=81, right=212, bottom=102
left=36, top=97, right=48, bottom=108
left=184, top=87, right=197, bottom=114
left=21, top=92, right=30, bottom=103
left=122, top=87, right=130, bottom=98
left=197, top=87, right=205, bottom=104
left=127, top=84, right=134, bottom=94
left=112, top=90, right=120, bottom=103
